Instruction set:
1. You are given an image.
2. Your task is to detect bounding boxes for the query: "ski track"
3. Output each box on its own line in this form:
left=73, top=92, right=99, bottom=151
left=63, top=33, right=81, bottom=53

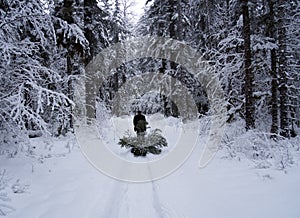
left=100, top=181, right=128, bottom=218
left=145, top=158, right=181, bottom=218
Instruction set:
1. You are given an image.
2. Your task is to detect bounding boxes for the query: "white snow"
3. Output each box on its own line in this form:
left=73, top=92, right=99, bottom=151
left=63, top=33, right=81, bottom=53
left=1, top=115, right=300, bottom=218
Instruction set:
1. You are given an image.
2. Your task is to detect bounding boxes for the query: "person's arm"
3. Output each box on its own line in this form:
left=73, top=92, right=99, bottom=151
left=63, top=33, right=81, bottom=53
left=141, top=115, right=146, bottom=121
left=133, top=116, right=138, bottom=126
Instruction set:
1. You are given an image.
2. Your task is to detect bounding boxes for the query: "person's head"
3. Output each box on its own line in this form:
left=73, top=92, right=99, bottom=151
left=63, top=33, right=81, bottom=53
left=137, top=110, right=142, bottom=115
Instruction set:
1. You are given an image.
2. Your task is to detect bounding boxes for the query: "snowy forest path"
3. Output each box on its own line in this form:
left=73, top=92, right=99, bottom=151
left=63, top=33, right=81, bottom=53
left=3, top=129, right=300, bottom=218
left=7, top=146, right=183, bottom=218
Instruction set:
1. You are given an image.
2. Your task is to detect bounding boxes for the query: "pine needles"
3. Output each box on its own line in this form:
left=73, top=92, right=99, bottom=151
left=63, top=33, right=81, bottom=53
left=118, top=129, right=168, bottom=156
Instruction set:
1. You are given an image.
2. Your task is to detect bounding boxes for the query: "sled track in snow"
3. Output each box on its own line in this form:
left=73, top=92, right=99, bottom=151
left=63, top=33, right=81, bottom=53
left=146, top=158, right=184, bottom=218
left=98, top=157, right=184, bottom=218
left=101, top=181, right=128, bottom=218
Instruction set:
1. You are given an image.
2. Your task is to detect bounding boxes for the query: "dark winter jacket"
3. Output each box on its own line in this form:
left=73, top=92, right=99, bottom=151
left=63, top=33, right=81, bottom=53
left=133, top=114, right=147, bottom=133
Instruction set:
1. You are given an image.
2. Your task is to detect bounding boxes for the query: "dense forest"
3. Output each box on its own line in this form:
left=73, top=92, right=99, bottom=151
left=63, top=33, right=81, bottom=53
left=0, top=0, right=299, bottom=147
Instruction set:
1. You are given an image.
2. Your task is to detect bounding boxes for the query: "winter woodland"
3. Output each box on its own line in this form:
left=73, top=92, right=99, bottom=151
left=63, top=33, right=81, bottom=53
left=0, top=0, right=300, bottom=217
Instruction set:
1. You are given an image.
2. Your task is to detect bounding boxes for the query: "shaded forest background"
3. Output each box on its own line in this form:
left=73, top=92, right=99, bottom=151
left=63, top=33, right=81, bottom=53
left=0, top=0, right=299, bottom=148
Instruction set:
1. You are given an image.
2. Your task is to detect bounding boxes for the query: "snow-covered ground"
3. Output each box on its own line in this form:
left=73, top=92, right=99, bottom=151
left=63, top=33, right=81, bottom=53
left=1, top=115, right=300, bottom=218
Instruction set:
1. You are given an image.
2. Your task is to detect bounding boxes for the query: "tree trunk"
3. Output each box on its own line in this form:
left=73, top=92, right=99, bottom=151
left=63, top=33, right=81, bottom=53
left=176, top=0, right=183, bottom=41
left=241, top=0, right=255, bottom=130
left=268, top=0, right=279, bottom=136
left=67, top=55, right=73, bottom=129
left=278, top=0, right=290, bottom=137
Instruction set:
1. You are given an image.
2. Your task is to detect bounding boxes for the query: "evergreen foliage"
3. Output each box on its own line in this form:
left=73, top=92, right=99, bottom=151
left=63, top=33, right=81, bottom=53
left=0, top=0, right=299, bottom=149
left=119, top=129, right=168, bottom=156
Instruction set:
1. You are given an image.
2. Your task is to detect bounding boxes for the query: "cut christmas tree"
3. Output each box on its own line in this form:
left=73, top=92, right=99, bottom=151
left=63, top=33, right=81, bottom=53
left=119, top=129, right=168, bottom=157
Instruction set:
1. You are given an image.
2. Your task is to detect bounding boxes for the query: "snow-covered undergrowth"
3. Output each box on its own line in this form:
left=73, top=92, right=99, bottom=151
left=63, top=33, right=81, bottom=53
left=0, top=122, right=30, bottom=158
left=221, top=118, right=300, bottom=170
left=0, top=133, right=77, bottom=217
left=0, top=169, right=15, bottom=216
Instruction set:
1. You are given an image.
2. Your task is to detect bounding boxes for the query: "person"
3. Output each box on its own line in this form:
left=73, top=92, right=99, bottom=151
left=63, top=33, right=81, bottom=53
left=133, top=111, right=148, bottom=142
